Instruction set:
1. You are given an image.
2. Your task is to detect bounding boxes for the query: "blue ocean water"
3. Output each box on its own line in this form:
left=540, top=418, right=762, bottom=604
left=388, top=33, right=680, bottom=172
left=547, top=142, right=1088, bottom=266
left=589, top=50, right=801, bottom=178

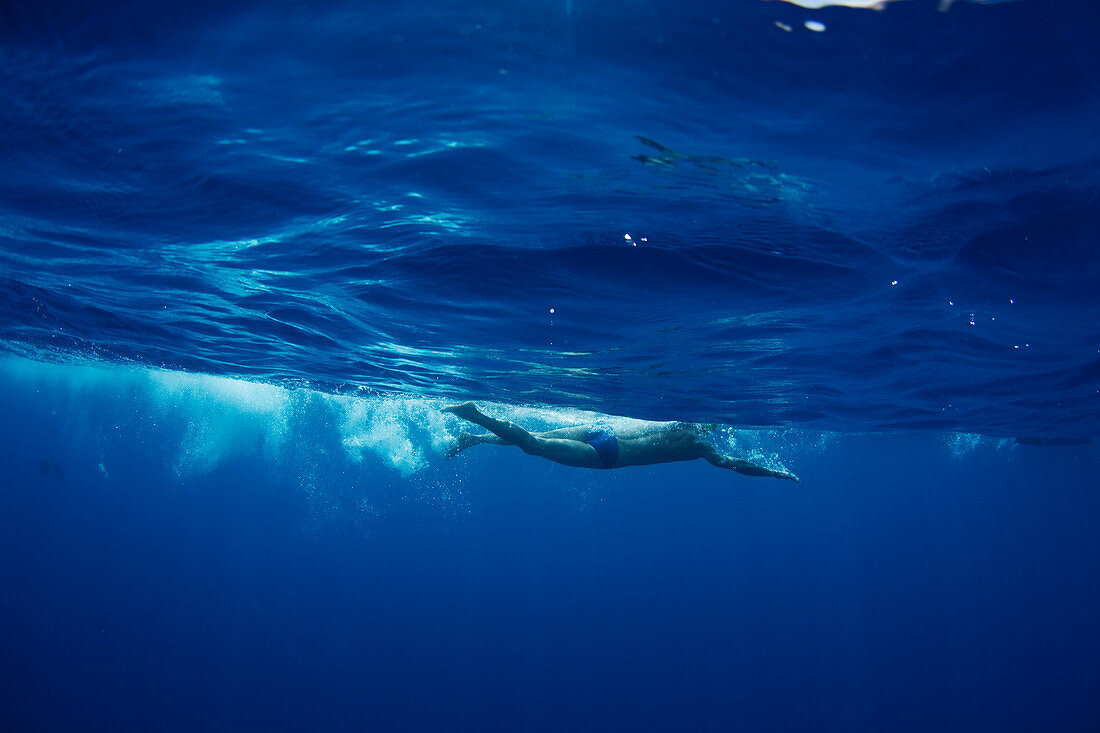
left=2, top=0, right=1099, bottom=731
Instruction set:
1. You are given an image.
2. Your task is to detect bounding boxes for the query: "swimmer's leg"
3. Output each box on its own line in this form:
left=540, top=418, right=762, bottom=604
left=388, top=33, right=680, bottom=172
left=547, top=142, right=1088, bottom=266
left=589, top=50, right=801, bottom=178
left=442, top=402, right=601, bottom=468
left=444, top=431, right=505, bottom=458
left=699, top=443, right=800, bottom=483
left=442, top=402, right=541, bottom=451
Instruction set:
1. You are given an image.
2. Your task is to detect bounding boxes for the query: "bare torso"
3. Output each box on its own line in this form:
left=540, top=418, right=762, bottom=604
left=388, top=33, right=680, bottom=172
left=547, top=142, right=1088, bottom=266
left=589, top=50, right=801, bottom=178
left=615, top=428, right=705, bottom=467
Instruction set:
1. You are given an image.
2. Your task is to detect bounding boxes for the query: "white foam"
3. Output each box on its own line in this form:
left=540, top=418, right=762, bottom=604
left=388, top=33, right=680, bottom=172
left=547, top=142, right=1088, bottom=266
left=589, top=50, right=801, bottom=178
left=146, top=369, right=292, bottom=476
left=329, top=393, right=456, bottom=478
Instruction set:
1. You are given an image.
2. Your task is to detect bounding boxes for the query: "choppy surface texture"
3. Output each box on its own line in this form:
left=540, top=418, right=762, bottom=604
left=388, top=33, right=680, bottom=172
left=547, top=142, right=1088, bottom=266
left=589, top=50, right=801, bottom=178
left=2, top=0, right=1097, bottom=435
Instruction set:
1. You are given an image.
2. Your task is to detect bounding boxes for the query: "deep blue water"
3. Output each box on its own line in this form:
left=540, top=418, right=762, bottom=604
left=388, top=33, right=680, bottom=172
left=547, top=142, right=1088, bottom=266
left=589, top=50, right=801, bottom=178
left=2, top=0, right=1099, bottom=730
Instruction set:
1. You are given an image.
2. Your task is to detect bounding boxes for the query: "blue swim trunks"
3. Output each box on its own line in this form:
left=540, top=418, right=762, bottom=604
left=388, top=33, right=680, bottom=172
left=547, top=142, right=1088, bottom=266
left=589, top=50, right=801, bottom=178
left=585, top=430, right=618, bottom=469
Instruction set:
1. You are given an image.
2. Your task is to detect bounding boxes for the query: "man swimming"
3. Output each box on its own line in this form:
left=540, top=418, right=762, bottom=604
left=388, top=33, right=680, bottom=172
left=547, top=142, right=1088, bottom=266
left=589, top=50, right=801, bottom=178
left=442, top=402, right=800, bottom=482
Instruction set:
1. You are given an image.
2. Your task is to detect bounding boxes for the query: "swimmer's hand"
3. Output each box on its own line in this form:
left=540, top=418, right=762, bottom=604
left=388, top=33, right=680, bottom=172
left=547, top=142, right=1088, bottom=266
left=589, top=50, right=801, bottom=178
left=774, top=469, right=801, bottom=484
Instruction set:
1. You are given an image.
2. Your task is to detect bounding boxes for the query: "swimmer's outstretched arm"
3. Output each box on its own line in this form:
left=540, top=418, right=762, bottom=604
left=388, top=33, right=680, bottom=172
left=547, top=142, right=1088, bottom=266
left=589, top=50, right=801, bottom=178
left=726, top=458, right=800, bottom=483
left=702, top=448, right=801, bottom=483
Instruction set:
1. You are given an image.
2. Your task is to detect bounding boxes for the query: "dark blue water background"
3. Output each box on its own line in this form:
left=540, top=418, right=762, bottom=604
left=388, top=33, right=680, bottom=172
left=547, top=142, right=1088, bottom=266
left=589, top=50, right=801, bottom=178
left=2, top=0, right=1099, bottom=730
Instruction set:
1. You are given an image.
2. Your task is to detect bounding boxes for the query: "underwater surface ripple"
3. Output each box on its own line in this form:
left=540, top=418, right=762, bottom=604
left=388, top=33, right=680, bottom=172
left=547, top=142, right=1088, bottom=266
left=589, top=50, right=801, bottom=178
left=1, top=0, right=1099, bottom=435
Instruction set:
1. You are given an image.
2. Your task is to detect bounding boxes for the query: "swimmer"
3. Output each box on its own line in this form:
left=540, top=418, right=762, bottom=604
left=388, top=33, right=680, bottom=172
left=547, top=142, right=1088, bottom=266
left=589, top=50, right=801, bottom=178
left=442, top=402, right=800, bottom=482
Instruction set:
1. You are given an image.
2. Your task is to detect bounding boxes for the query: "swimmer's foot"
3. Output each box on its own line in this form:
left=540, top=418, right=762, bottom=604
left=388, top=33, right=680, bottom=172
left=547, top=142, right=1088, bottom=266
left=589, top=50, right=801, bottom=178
left=444, top=432, right=478, bottom=459
left=442, top=401, right=482, bottom=421
left=774, top=470, right=801, bottom=484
